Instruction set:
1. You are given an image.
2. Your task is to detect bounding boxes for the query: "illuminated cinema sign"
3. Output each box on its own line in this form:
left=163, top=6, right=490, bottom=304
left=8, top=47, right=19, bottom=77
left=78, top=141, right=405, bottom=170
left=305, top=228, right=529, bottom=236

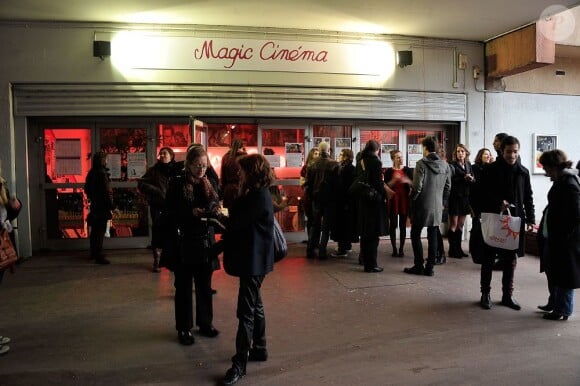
left=112, top=35, right=393, bottom=76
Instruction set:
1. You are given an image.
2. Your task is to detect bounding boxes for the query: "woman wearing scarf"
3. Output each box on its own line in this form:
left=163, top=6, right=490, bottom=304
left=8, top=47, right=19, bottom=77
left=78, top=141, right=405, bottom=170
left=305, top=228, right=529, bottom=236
left=160, top=145, right=221, bottom=345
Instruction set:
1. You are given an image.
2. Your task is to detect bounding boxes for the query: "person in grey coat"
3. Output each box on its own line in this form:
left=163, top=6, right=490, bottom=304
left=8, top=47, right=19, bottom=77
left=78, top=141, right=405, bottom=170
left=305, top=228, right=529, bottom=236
left=404, top=136, right=451, bottom=277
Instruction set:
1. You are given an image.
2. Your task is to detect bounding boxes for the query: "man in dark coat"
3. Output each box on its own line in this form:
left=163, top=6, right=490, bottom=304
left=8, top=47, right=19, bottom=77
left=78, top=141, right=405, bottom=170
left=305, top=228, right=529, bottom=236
left=404, top=136, right=451, bottom=277
left=304, top=141, right=339, bottom=259
left=84, top=152, right=115, bottom=264
left=351, top=140, right=388, bottom=272
left=473, top=136, right=535, bottom=310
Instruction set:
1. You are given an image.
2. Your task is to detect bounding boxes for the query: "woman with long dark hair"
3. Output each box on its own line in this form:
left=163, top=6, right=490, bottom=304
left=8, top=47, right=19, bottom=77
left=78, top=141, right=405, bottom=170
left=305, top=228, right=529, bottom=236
left=222, top=154, right=275, bottom=385
left=447, top=144, right=474, bottom=258
left=221, top=139, right=247, bottom=209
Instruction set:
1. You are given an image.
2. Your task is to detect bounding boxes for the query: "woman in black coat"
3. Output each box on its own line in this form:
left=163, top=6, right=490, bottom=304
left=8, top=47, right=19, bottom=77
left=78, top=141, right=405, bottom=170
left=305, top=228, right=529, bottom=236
left=222, top=154, right=275, bottom=386
left=331, top=148, right=357, bottom=256
left=537, top=150, right=580, bottom=321
left=351, top=140, right=388, bottom=273
left=447, top=144, right=475, bottom=258
left=161, top=145, right=221, bottom=345
left=138, top=146, right=179, bottom=272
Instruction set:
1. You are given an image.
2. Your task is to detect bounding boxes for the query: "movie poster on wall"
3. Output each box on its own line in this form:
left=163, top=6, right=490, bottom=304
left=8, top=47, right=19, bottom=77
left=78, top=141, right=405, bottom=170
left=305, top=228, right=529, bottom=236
left=285, top=143, right=303, bottom=167
left=407, top=144, right=423, bottom=168
left=380, top=144, right=398, bottom=168
left=334, top=138, right=352, bottom=161
left=312, top=137, right=331, bottom=149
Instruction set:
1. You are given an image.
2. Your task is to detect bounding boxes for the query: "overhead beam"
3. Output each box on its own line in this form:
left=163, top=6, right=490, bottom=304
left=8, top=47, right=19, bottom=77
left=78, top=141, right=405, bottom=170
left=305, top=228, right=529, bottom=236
left=485, top=23, right=555, bottom=79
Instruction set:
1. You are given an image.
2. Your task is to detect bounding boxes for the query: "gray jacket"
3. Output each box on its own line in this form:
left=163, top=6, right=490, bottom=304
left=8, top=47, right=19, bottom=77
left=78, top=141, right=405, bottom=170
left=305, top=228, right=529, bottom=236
left=410, top=153, right=451, bottom=227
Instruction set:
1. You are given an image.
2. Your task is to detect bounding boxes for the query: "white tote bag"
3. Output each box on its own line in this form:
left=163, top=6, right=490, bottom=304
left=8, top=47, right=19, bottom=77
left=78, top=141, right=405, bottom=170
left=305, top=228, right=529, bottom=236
left=480, top=209, right=522, bottom=250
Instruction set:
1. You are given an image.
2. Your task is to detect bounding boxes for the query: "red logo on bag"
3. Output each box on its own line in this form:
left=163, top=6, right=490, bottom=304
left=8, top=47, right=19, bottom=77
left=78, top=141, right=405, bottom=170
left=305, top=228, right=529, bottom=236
left=500, top=217, right=520, bottom=239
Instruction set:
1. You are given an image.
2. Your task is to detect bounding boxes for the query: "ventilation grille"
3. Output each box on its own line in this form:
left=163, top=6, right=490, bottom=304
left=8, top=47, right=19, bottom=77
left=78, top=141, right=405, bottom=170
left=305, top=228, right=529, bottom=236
left=13, top=83, right=466, bottom=121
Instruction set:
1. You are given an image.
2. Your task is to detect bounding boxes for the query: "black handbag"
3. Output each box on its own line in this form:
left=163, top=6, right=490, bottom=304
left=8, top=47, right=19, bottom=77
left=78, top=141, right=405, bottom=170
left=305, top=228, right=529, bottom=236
left=469, top=217, right=484, bottom=264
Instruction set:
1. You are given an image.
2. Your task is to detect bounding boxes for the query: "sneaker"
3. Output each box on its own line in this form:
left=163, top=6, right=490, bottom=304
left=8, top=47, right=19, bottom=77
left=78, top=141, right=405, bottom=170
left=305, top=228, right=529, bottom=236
left=331, top=250, right=348, bottom=257
left=0, top=345, right=9, bottom=355
left=0, top=337, right=10, bottom=345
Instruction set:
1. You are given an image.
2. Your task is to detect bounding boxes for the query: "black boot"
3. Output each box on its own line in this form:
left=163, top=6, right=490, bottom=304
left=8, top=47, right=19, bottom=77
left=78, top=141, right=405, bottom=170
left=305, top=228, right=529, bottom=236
left=480, top=292, right=491, bottom=309
left=448, top=231, right=459, bottom=258
left=456, top=230, right=468, bottom=257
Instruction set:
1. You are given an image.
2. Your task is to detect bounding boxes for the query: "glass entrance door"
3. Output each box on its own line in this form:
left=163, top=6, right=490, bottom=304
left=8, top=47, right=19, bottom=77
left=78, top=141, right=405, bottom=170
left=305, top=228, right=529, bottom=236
left=36, top=123, right=160, bottom=250
left=260, top=126, right=305, bottom=234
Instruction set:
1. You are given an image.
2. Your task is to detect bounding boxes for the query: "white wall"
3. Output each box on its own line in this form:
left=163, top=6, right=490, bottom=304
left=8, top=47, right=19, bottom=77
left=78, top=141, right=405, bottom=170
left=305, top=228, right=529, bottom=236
left=485, top=92, right=580, bottom=216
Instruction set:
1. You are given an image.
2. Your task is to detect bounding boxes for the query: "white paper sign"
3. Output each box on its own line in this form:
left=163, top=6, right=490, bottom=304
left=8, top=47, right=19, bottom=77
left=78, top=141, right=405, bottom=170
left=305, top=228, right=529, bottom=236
left=106, top=154, right=122, bottom=179
left=127, top=152, right=147, bottom=178
left=285, top=143, right=303, bottom=167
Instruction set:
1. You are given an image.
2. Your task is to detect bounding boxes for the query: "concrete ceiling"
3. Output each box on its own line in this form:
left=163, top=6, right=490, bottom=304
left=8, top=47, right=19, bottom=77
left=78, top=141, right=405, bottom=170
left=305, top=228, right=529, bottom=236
left=1, top=0, right=580, bottom=42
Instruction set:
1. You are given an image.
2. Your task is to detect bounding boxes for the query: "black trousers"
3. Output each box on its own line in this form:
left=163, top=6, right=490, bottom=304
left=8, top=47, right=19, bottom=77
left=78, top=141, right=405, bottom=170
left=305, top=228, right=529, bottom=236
left=89, top=219, right=107, bottom=259
left=360, top=236, right=379, bottom=270
left=480, top=248, right=517, bottom=295
left=232, top=275, right=266, bottom=371
left=411, top=224, right=438, bottom=268
left=308, top=201, right=335, bottom=257
left=173, top=264, right=213, bottom=331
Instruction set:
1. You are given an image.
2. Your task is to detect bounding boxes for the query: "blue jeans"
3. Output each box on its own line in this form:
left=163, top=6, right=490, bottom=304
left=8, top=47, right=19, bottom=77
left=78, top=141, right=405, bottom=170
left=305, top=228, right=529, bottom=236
left=553, top=286, right=574, bottom=316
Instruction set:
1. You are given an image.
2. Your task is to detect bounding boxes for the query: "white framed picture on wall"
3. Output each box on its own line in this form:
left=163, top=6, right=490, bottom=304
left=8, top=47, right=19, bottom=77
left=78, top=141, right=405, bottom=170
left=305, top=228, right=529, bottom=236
left=532, top=134, right=558, bottom=174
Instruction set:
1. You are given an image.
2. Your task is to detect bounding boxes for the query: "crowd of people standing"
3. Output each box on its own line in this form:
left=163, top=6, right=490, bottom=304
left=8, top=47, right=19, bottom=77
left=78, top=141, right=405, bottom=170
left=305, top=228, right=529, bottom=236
left=300, top=134, right=578, bottom=320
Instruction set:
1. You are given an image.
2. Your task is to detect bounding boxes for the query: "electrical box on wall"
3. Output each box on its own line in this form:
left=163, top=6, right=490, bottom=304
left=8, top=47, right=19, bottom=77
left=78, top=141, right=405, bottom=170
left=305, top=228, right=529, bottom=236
left=458, top=53, right=468, bottom=70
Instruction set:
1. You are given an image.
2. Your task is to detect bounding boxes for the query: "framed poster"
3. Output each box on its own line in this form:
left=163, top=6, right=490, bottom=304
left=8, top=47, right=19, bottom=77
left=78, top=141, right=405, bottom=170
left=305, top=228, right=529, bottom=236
left=407, top=144, right=423, bottom=168
left=334, top=138, right=352, bottom=161
left=533, top=134, right=558, bottom=174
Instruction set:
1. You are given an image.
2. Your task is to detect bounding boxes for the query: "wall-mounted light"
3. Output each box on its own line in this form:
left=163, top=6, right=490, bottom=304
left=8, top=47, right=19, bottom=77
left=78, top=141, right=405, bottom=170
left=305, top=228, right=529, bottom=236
left=93, top=40, right=111, bottom=60
left=397, top=50, right=413, bottom=68
left=305, top=136, right=312, bottom=143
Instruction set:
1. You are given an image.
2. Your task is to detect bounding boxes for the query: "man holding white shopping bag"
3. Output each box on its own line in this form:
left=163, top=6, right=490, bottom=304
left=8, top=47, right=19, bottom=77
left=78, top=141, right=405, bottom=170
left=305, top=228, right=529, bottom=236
left=472, top=136, right=535, bottom=310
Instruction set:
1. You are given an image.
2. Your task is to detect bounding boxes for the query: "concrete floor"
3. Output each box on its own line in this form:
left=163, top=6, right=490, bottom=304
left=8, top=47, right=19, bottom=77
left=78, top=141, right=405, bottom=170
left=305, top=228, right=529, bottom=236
left=1, top=239, right=579, bottom=386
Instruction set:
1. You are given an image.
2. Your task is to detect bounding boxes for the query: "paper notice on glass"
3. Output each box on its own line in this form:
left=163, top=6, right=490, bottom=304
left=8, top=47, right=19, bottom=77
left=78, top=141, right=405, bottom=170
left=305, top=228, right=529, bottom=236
left=380, top=144, right=398, bottom=168
left=407, top=144, right=423, bottom=168
left=127, top=152, right=147, bottom=178
left=106, top=154, right=122, bottom=179
left=285, top=143, right=303, bottom=167
left=56, top=158, right=82, bottom=175
left=265, top=155, right=281, bottom=167
left=55, top=139, right=81, bottom=158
